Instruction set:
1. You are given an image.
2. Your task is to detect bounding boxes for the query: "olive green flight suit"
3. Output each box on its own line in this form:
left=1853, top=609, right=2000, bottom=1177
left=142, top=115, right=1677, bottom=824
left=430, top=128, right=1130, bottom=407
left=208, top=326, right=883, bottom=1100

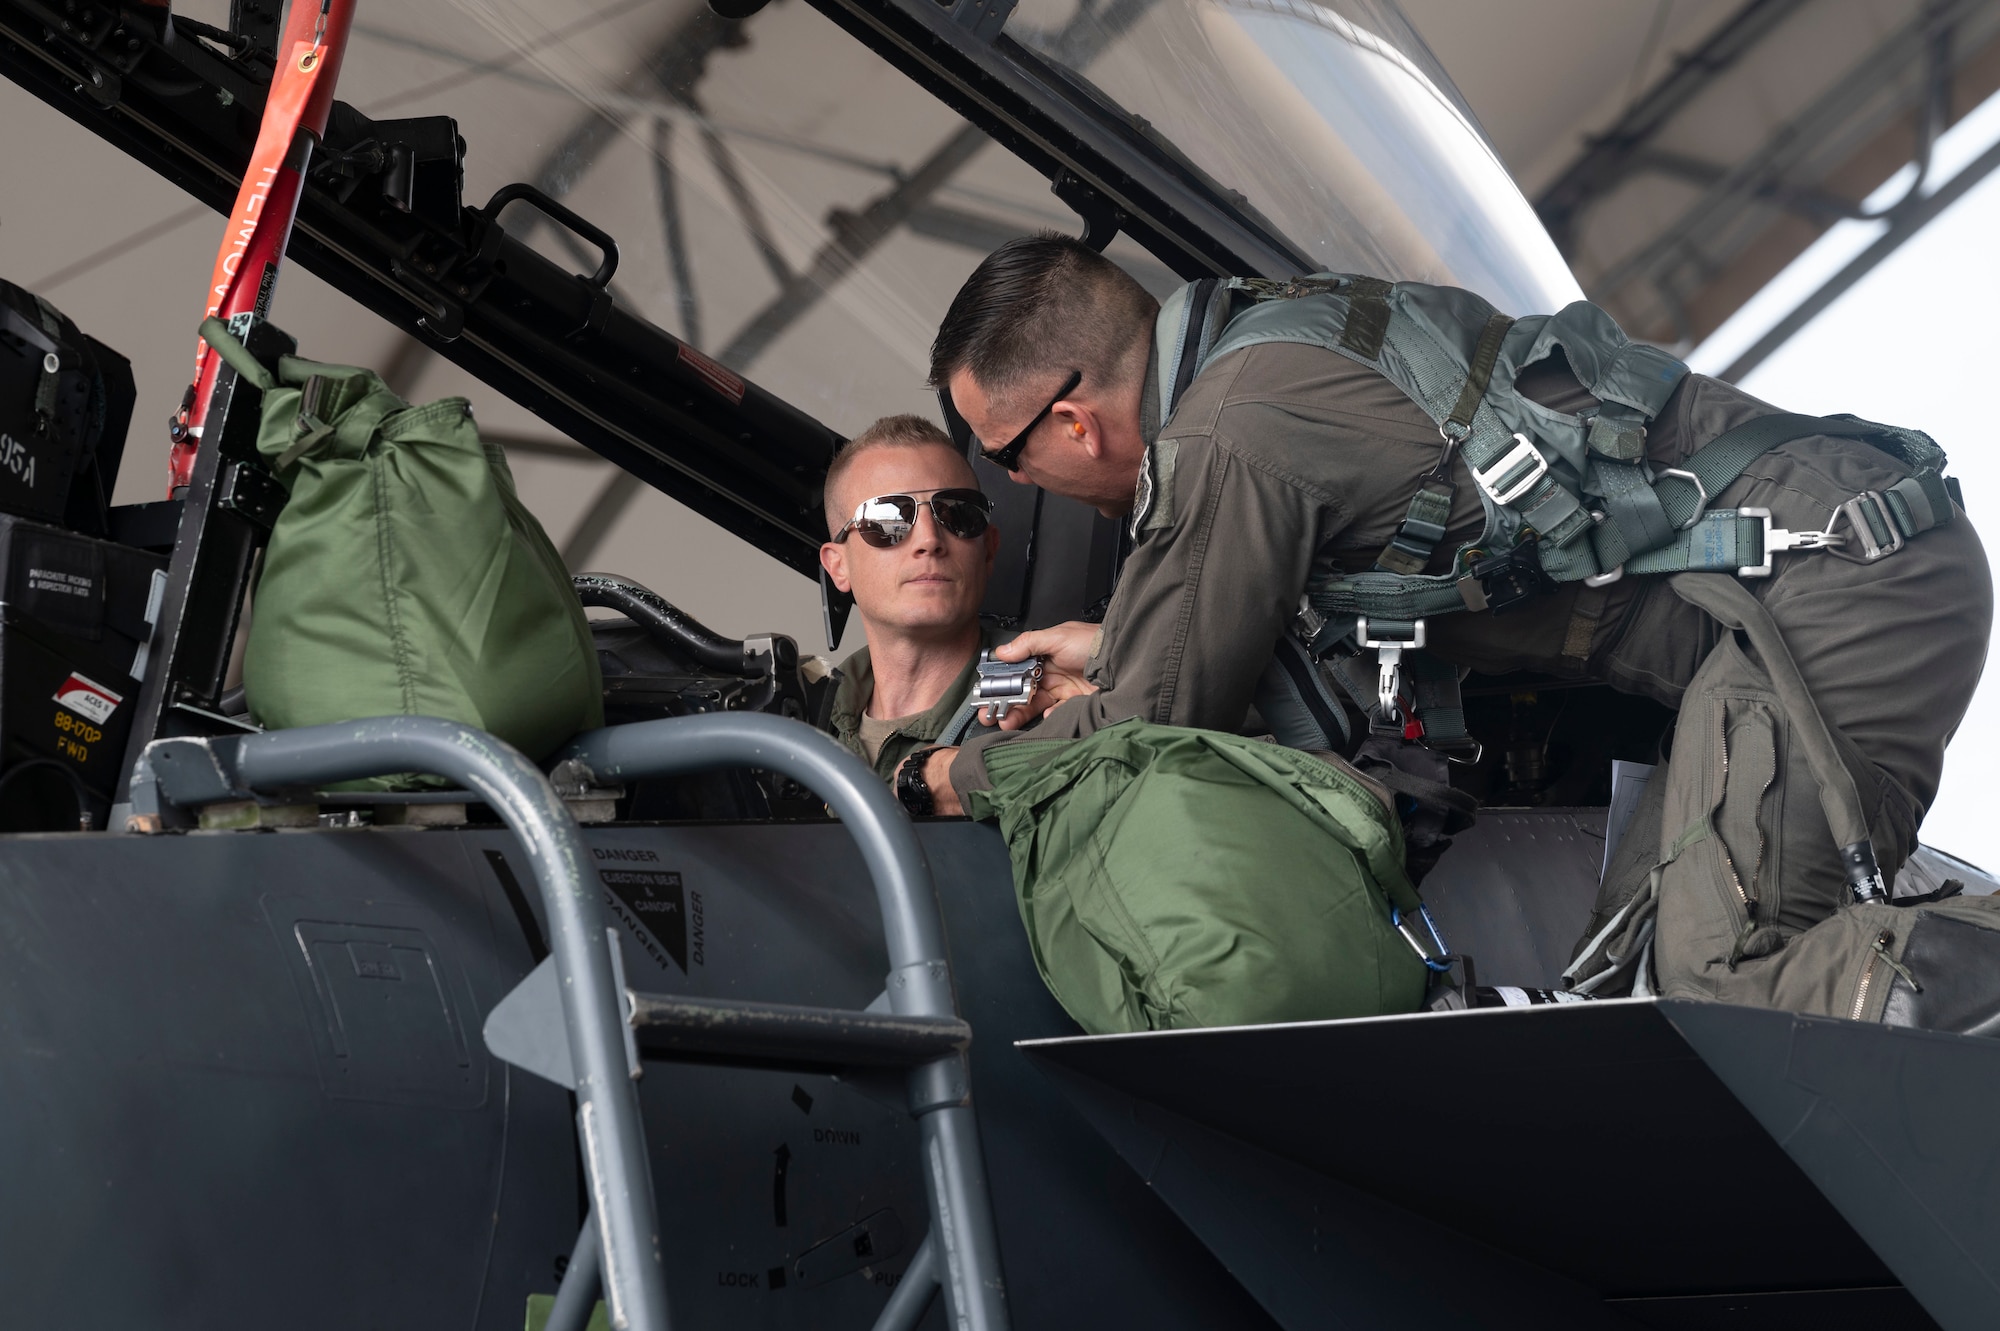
left=827, top=625, right=1008, bottom=783
left=950, top=338, right=1991, bottom=1011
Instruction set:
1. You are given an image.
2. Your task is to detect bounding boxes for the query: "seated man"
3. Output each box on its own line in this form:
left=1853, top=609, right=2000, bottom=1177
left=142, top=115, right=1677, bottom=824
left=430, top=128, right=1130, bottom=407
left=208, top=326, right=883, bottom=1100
left=818, top=414, right=1004, bottom=781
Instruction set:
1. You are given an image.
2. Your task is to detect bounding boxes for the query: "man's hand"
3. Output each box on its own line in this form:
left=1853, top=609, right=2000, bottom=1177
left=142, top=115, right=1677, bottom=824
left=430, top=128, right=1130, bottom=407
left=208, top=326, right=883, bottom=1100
left=922, top=746, right=962, bottom=817
left=983, top=621, right=1101, bottom=730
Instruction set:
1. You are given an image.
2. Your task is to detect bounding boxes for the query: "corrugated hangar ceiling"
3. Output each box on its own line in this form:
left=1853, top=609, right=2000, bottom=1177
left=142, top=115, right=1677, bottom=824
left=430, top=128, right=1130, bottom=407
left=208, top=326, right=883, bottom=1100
left=0, top=0, right=1992, bottom=650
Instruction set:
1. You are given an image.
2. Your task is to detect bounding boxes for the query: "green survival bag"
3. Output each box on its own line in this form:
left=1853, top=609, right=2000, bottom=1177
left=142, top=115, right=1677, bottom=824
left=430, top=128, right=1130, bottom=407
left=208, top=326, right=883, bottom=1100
left=962, top=720, right=1433, bottom=1034
left=203, top=321, right=602, bottom=782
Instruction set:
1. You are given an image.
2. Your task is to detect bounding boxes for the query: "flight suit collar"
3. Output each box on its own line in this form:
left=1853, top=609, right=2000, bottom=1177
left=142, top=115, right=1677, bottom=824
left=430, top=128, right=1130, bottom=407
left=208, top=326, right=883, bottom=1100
left=828, top=624, right=1005, bottom=779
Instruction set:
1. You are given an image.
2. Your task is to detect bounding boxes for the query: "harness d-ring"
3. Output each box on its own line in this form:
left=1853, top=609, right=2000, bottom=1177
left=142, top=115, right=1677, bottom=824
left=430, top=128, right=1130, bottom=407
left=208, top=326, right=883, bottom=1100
left=1659, top=467, right=1709, bottom=530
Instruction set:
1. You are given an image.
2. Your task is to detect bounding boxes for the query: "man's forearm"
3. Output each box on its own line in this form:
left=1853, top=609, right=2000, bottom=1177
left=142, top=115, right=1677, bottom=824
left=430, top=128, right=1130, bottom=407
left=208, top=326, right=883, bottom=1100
left=924, top=747, right=963, bottom=817
left=893, top=746, right=965, bottom=818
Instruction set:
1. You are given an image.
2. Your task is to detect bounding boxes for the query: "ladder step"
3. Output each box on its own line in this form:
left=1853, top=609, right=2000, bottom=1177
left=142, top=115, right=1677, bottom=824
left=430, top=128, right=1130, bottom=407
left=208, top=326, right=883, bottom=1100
left=627, top=991, right=970, bottom=1070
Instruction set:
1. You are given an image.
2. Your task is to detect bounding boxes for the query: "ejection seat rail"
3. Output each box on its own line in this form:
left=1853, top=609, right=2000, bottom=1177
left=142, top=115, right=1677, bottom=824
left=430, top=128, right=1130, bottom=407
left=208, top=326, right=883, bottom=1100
left=124, top=717, right=672, bottom=1331
left=555, top=713, right=1009, bottom=1331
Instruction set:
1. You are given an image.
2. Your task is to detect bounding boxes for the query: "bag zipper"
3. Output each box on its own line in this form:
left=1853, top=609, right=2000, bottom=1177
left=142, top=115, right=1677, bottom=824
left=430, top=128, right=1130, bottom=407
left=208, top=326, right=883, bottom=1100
left=1849, top=929, right=1920, bottom=1020
left=1716, top=707, right=1754, bottom=922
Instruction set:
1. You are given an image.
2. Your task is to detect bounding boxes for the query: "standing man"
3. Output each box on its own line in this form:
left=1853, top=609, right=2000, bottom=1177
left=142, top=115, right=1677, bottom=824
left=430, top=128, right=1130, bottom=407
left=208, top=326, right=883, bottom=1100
left=819, top=414, right=1006, bottom=783
left=892, top=233, right=1989, bottom=1015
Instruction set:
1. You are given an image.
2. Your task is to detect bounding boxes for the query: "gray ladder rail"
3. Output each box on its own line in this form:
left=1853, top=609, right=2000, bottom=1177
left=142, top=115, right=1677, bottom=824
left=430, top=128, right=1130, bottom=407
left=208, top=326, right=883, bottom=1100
left=557, top=712, right=1010, bottom=1331
left=125, top=717, right=672, bottom=1331
left=625, top=991, right=971, bottom=1070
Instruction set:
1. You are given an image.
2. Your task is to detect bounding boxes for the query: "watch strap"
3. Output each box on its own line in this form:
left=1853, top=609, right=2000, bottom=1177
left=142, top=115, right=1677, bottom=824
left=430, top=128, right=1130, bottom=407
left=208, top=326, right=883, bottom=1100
left=897, top=746, right=941, bottom=818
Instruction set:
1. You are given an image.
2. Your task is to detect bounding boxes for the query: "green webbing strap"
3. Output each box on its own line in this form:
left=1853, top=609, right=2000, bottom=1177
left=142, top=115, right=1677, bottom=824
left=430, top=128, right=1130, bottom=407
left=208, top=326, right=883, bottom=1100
left=1878, top=473, right=1950, bottom=538
left=198, top=316, right=278, bottom=391
left=1320, top=648, right=1377, bottom=716
left=1316, top=476, right=1958, bottom=619
left=1654, top=413, right=1852, bottom=530
left=1373, top=313, right=1514, bottom=576
left=1843, top=472, right=1955, bottom=553
left=1409, top=653, right=1472, bottom=748
left=1339, top=277, right=1392, bottom=359
left=1309, top=571, right=1471, bottom=623
left=1623, top=511, right=1765, bottom=576
left=937, top=689, right=986, bottom=747
left=1444, top=313, right=1515, bottom=437
left=1586, top=412, right=1955, bottom=576
left=1588, top=460, right=1675, bottom=571
left=1374, top=479, right=1454, bottom=576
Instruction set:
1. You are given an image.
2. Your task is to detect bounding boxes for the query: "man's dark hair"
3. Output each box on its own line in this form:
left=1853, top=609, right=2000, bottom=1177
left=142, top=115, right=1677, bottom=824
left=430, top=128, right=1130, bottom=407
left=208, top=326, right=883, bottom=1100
left=929, top=233, right=1158, bottom=411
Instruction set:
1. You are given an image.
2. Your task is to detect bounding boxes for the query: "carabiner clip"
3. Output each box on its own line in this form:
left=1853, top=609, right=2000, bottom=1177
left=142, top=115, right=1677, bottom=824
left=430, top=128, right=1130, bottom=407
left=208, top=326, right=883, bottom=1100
left=1393, top=903, right=1454, bottom=973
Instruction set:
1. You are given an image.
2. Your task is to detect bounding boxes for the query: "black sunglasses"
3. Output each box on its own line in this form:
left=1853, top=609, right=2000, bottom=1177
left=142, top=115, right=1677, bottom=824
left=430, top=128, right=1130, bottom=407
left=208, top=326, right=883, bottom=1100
left=835, top=488, right=993, bottom=548
left=944, top=369, right=1083, bottom=473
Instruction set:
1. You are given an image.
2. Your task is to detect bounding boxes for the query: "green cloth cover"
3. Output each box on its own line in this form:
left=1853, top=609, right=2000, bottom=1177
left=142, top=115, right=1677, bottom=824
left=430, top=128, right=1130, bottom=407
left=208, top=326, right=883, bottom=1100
left=207, top=322, right=602, bottom=784
left=963, top=720, right=1428, bottom=1033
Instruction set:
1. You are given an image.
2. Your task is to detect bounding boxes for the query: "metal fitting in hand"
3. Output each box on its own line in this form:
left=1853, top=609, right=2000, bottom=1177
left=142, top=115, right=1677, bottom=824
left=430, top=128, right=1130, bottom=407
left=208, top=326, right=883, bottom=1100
left=974, top=648, right=1043, bottom=721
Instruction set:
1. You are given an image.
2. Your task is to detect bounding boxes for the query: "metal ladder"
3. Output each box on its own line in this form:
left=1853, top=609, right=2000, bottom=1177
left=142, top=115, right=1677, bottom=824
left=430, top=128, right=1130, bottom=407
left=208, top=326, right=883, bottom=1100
left=127, top=712, right=1008, bottom=1331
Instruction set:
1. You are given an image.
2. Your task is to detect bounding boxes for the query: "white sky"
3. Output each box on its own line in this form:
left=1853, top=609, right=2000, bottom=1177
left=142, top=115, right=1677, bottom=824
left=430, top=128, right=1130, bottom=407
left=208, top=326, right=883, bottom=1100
left=1688, top=90, right=2000, bottom=869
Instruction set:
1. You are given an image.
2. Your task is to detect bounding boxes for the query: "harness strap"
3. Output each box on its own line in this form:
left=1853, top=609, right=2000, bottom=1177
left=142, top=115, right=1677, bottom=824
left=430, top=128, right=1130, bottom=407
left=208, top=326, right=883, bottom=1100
left=1443, top=313, right=1516, bottom=438
left=1374, top=479, right=1455, bottom=577
left=1589, top=412, right=1954, bottom=576
left=937, top=698, right=982, bottom=747
left=1373, top=313, right=1515, bottom=577
left=1339, top=277, right=1393, bottom=359
left=1408, top=653, right=1474, bottom=752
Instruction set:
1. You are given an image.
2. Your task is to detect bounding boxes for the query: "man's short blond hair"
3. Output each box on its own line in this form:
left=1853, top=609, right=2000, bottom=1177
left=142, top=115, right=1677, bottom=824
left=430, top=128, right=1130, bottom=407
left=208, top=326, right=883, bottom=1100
left=821, top=414, right=978, bottom=534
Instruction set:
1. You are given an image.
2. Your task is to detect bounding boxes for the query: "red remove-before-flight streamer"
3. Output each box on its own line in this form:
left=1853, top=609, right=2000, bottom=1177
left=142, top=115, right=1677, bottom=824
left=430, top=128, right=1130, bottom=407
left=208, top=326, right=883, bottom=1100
left=167, top=0, right=356, bottom=492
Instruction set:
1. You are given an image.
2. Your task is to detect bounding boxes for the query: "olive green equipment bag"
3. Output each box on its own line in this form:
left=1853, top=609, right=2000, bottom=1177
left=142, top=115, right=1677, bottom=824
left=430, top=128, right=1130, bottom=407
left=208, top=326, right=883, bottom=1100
left=961, top=720, right=1435, bottom=1034
left=1567, top=573, right=2000, bottom=1036
left=201, top=320, right=602, bottom=784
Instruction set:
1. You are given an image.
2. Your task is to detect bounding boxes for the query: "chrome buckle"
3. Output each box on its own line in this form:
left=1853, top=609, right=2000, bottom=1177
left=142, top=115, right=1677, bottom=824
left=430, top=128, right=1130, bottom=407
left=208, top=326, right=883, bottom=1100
left=1735, top=507, right=1847, bottom=578
left=1355, top=618, right=1425, bottom=720
left=1828, top=491, right=1906, bottom=563
left=1355, top=617, right=1426, bottom=651
left=973, top=648, right=1045, bottom=720
left=1469, top=435, right=1549, bottom=506
left=1659, top=467, right=1709, bottom=530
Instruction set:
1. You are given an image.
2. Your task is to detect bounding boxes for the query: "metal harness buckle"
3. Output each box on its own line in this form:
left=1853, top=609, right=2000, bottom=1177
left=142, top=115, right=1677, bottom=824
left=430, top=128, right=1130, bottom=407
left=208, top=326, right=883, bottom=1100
left=1355, top=617, right=1425, bottom=723
left=1827, top=491, right=1907, bottom=563
left=1468, top=434, right=1548, bottom=506
left=973, top=649, right=1045, bottom=721
left=1735, top=507, right=1847, bottom=578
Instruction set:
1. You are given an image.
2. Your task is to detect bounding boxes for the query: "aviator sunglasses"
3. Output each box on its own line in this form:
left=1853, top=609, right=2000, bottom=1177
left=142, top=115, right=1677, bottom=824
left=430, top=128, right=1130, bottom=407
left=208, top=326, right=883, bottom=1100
left=941, top=369, right=1083, bottom=473
left=835, top=489, right=993, bottom=548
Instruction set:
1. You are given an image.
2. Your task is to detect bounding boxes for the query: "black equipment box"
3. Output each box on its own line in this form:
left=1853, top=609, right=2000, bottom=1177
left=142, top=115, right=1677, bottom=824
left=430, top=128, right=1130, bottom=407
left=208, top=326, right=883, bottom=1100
left=0, top=514, right=165, bottom=828
left=0, top=278, right=136, bottom=538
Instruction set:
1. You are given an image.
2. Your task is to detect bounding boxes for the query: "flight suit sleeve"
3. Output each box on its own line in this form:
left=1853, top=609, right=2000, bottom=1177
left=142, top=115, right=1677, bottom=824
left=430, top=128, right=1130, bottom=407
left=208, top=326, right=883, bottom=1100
left=950, top=426, right=1342, bottom=794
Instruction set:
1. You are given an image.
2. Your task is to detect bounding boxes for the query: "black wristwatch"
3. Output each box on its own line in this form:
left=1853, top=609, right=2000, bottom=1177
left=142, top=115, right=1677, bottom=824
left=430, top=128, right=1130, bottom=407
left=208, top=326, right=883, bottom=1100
left=897, top=746, right=942, bottom=818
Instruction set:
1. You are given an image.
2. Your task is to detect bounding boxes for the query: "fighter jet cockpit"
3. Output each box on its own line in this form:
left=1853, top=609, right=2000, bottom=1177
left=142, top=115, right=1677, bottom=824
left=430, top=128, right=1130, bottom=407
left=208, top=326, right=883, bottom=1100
left=3, top=0, right=1998, bottom=1327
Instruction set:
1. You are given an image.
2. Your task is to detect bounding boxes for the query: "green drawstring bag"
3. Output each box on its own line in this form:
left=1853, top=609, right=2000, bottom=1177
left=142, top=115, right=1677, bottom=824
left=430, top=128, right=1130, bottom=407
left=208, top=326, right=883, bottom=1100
left=203, top=320, right=602, bottom=787
left=962, top=720, right=1429, bottom=1034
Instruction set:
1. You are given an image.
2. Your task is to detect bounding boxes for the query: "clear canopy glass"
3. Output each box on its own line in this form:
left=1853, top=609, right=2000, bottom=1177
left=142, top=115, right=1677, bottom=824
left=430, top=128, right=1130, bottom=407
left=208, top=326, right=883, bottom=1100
left=1007, top=0, right=1583, bottom=315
